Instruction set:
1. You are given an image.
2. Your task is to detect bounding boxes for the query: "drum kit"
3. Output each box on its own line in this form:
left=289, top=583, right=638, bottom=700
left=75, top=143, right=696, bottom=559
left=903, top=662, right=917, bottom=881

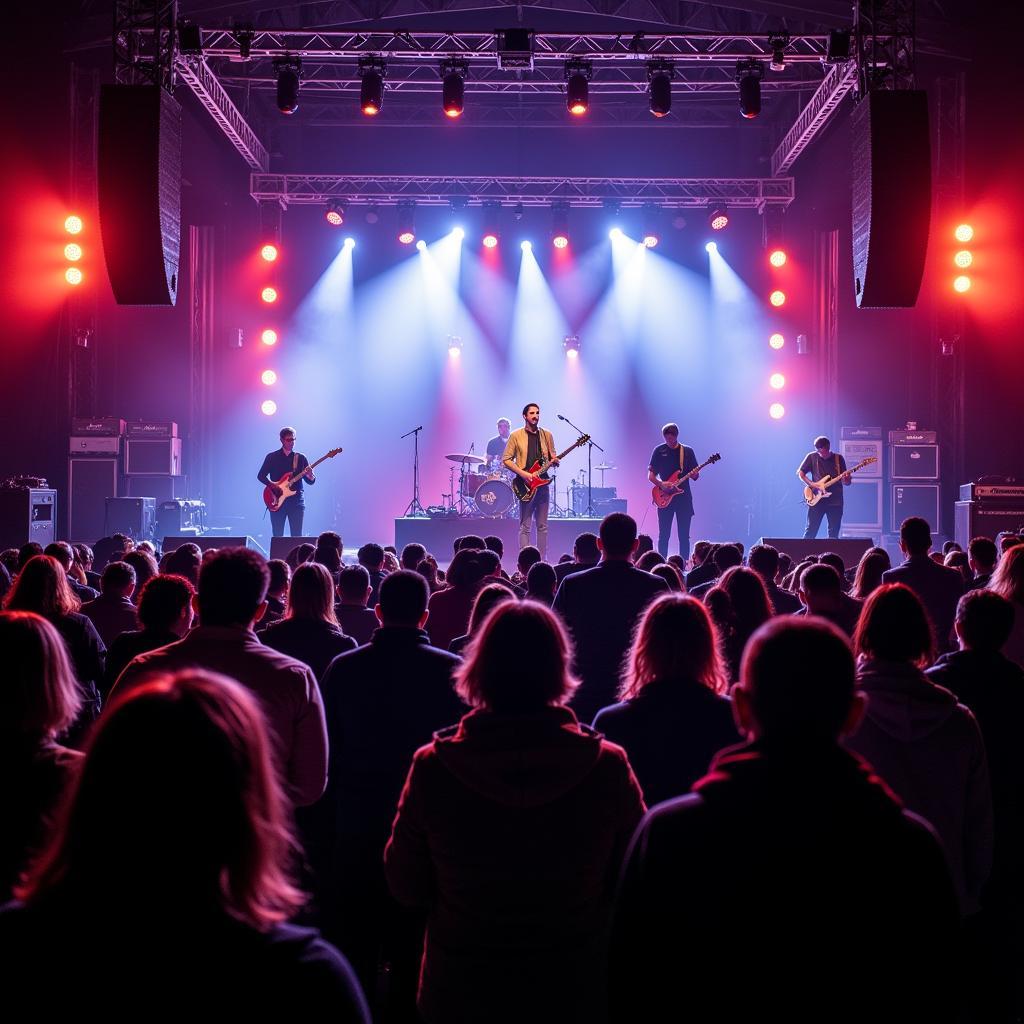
left=444, top=452, right=519, bottom=517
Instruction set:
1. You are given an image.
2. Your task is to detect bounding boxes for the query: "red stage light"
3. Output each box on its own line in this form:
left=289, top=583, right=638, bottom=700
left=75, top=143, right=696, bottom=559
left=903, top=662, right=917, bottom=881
left=65, top=267, right=83, bottom=285
left=553, top=233, right=569, bottom=250
left=954, top=223, right=974, bottom=243
left=769, top=249, right=787, bottom=267
left=642, top=234, right=659, bottom=249
left=769, top=289, right=786, bottom=307
left=261, top=369, right=278, bottom=386
left=482, top=233, right=499, bottom=249
left=769, top=372, right=786, bottom=390
left=398, top=230, right=415, bottom=245
left=261, top=329, right=278, bottom=346
left=260, top=244, right=279, bottom=262
left=261, top=286, right=278, bottom=303
left=64, top=215, right=83, bottom=234
left=954, top=250, right=973, bottom=268
left=953, top=275, right=971, bottom=293
left=64, top=243, right=82, bottom=262
left=769, top=333, right=785, bottom=350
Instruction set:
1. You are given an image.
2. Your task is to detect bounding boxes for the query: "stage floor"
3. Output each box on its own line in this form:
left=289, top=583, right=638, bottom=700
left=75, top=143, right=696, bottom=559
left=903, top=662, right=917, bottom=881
left=395, top=516, right=606, bottom=561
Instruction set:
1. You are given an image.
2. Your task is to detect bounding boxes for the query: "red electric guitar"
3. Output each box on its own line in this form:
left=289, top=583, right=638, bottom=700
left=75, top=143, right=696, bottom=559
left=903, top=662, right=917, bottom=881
left=511, top=434, right=591, bottom=503
left=651, top=452, right=721, bottom=509
left=263, top=447, right=343, bottom=512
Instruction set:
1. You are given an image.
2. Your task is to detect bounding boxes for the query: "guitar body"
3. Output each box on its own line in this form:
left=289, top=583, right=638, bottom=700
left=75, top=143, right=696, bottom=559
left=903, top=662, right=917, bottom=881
left=263, top=474, right=296, bottom=513
left=802, top=456, right=877, bottom=507
left=803, top=484, right=834, bottom=508
left=511, top=460, right=552, bottom=503
left=651, top=452, right=722, bottom=509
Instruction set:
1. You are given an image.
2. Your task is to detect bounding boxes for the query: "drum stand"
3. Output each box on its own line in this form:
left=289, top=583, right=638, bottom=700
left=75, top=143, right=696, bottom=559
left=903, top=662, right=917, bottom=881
left=401, top=424, right=427, bottom=517
left=548, top=472, right=567, bottom=518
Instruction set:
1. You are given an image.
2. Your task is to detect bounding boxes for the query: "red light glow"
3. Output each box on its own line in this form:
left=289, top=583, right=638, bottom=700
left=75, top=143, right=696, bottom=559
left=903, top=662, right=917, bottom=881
left=261, top=286, right=278, bottom=303
left=769, top=290, right=786, bottom=307
left=260, top=244, right=279, bottom=262
left=64, top=215, right=83, bottom=234
left=398, top=231, right=415, bottom=245
left=261, top=329, right=278, bottom=346
left=482, top=234, right=498, bottom=249
left=769, top=249, right=787, bottom=267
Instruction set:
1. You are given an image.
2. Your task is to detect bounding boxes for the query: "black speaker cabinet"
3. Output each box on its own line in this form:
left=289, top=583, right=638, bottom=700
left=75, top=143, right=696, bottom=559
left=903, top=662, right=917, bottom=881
left=125, top=437, right=183, bottom=475
left=841, top=479, right=884, bottom=529
left=98, top=84, right=181, bottom=306
left=163, top=535, right=269, bottom=558
left=0, top=488, right=56, bottom=550
left=269, top=537, right=323, bottom=562
left=891, top=484, right=940, bottom=533
left=954, top=502, right=1024, bottom=549
left=125, top=475, right=189, bottom=500
left=104, top=497, right=156, bottom=542
left=851, top=90, right=931, bottom=308
left=756, top=537, right=874, bottom=567
left=69, top=458, right=120, bottom=544
left=889, top=444, right=939, bottom=480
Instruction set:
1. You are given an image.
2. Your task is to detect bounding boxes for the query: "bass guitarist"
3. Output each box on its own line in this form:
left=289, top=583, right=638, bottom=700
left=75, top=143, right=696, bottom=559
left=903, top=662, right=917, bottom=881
left=257, top=426, right=316, bottom=537
left=648, top=423, right=700, bottom=560
left=796, top=435, right=850, bottom=540
left=503, top=403, right=559, bottom=560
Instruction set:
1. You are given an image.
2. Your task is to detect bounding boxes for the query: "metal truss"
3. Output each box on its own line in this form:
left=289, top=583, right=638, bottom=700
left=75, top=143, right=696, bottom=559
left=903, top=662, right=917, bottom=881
left=114, top=0, right=178, bottom=89
left=855, top=0, right=916, bottom=93
left=249, top=173, right=795, bottom=209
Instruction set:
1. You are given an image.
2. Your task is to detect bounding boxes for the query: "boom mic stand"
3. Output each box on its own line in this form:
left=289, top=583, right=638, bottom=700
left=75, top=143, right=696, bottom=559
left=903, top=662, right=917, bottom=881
left=402, top=425, right=426, bottom=517
left=558, top=414, right=604, bottom=517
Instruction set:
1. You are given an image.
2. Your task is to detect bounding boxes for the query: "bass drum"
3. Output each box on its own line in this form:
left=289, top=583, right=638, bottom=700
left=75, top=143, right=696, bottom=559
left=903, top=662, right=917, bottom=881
left=474, top=478, right=515, bottom=517
left=461, top=472, right=486, bottom=498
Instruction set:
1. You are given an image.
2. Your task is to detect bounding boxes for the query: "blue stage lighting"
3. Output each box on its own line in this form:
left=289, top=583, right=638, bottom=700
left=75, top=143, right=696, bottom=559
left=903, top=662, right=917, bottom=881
left=453, top=227, right=465, bottom=240
left=343, top=236, right=355, bottom=249
left=416, top=239, right=427, bottom=251
left=609, top=227, right=623, bottom=240
left=521, top=240, right=532, bottom=252
left=705, top=241, right=718, bottom=253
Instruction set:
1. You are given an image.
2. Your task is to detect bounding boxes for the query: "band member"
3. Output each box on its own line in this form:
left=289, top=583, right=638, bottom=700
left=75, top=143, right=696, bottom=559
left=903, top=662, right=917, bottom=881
left=797, top=435, right=850, bottom=540
left=503, top=404, right=559, bottom=560
left=257, top=426, right=315, bottom=538
left=486, top=417, right=512, bottom=465
left=648, top=423, right=700, bottom=560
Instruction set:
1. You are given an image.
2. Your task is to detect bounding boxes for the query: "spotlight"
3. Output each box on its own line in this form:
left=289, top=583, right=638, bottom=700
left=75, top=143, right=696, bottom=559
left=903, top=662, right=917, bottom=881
left=274, top=57, right=301, bottom=115
left=65, top=267, right=83, bottom=285
left=769, top=372, right=786, bottom=389
left=705, top=241, right=717, bottom=253
left=397, top=202, right=416, bottom=245
left=954, top=223, right=974, bottom=243
left=261, top=329, right=278, bottom=346
left=769, top=402, right=786, bottom=420
left=565, top=60, right=591, bottom=116
left=609, top=227, right=623, bottom=241
left=954, top=250, right=973, bottom=268
left=359, top=58, right=386, bottom=116
left=737, top=59, right=764, bottom=119
left=64, top=243, right=83, bottom=262
left=261, top=399, right=278, bottom=416
left=447, top=335, right=463, bottom=357
left=178, top=20, right=203, bottom=55
left=261, top=286, right=278, bottom=303
left=953, top=275, right=971, bottom=293
left=769, top=249, right=787, bottom=267
left=453, top=227, right=465, bottom=241
left=647, top=62, right=672, bottom=118
left=235, top=27, right=253, bottom=62
left=708, top=208, right=729, bottom=231
left=563, top=335, right=581, bottom=358
left=64, top=215, right=83, bottom=234
left=826, top=29, right=852, bottom=63
left=769, top=289, right=786, bottom=307
left=482, top=233, right=499, bottom=249
left=769, top=332, right=785, bottom=350
left=768, top=33, right=789, bottom=73
left=440, top=60, right=467, bottom=119
left=642, top=206, right=660, bottom=248
left=261, top=370, right=278, bottom=386
left=521, top=240, right=533, bottom=252
left=343, top=237, right=355, bottom=249
left=325, top=202, right=345, bottom=227
left=551, top=204, right=569, bottom=249
left=260, top=243, right=279, bottom=262
left=416, top=240, right=427, bottom=252
left=481, top=202, right=500, bottom=248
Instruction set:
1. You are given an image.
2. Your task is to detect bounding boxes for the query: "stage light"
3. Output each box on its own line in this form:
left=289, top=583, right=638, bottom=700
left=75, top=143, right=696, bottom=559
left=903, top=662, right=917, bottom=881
left=416, top=239, right=427, bottom=251
left=565, top=60, right=591, bottom=116
left=482, top=233, right=498, bottom=249
left=397, top=202, right=416, bottom=245
left=954, top=250, right=973, bottom=268
left=769, top=372, right=786, bottom=389
left=447, top=335, right=463, bottom=357
left=769, top=332, right=785, bottom=349
left=769, top=402, right=785, bottom=419
left=705, top=241, right=717, bottom=253
left=453, top=227, right=465, bottom=241
left=769, top=289, right=786, bottom=306
left=954, top=223, right=974, bottom=242
left=64, top=243, right=82, bottom=261
left=64, top=215, right=83, bottom=234
left=261, top=329, right=278, bottom=346
left=65, top=267, right=83, bottom=285
left=521, top=240, right=533, bottom=252
left=360, top=58, right=386, bottom=116
left=769, top=249, right=787, bottom=267
left=261, top=370, right=278, bottom=386
left=441, top=61, right=467, bottom=119
left=609, top=227, right=623, bottom=241
left=648, top=62, right=672, bottom=117
left=261, top=400, right=277, bottom=416
left=325, top=201, right=345, bottom=227
left=769, top=33, right=789, bottom=72
left=274, top=58, right=301, bottom=115
left=709, top=208, right=729, bottom=231
left=343, top=236, right=355, bottom=249
left=261, top=286, right=278, bottom=303
left=642, top=206, right=660, bottom=248
left=953, top=275, right=971, bottom=293
left=260, top=243, right=279, bottom=262
left=481, top=202, right=500, bottom=248
left=737, top=59, right=763, bottom=119
left=551, top=204, right=570, bottom=249
left=563, top=335, right=581, bottom=358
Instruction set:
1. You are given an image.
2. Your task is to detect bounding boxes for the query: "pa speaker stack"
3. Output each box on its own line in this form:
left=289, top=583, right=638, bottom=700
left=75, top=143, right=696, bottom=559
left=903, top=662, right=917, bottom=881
left=839, top=427, right=884, bottom=542
left=889, top=429, right=940, bottom=533
left=955, top=483, right=1024, bottom=548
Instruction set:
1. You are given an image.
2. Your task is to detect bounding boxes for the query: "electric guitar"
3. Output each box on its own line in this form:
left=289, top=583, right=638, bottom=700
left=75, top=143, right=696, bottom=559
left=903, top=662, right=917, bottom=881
left=652, top=453, right=722, bottom=509
left=511, top=435, right=591, bottom=503
left=263, top=447, right=343, bottom=512
left=802, top=456, right=877, bottom=507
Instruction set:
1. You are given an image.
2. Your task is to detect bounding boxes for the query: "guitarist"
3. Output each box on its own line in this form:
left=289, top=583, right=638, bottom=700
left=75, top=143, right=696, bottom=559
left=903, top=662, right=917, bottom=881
left=648, top=423, right=700, bottom=560
left=797, top=435, right=850, bottom=540
left=257, top=426, right=316, bottom=537
left=503, top=403, right=559, bottom=560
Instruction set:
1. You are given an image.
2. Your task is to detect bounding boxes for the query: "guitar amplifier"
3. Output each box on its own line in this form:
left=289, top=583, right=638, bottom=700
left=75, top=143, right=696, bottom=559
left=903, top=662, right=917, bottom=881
left=127, top=420, right=179, bottom=438
left=890, top=444, right=938, bottom=480
left=125, top=437, right=182, bottom=475
left=105, top=497, right=156, bottom=542
left=954, top=502, right=1024, bottom=548
left=889, top=429, right=938, bottom=445
left=70, top=435, right=121, bottom=456
left=839, top=440, right=882, bottom=476
left=570, top=486, right=617, bottom=516
left=72, top=417, right=125, bottom=436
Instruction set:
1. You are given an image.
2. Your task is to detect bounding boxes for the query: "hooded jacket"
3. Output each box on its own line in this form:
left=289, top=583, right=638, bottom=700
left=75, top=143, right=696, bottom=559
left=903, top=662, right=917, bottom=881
left=846, top=657, right=993, bottom=913
left=384, top=705, right=645, bottom=1024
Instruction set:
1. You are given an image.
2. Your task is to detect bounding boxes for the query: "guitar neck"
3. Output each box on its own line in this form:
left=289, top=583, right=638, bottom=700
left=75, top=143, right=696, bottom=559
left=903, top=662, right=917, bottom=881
left=286, top=452, right=329, bottom=486
left=820, top=458, right=871, bottom=485
left=675, top=457, right=714, bottom=483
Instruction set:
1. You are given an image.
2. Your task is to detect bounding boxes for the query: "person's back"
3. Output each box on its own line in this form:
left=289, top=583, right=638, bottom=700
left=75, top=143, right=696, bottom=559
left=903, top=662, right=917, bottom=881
left=609, top=617, right=959, bottom=1023
left=80, top=561, right=139, bottom=648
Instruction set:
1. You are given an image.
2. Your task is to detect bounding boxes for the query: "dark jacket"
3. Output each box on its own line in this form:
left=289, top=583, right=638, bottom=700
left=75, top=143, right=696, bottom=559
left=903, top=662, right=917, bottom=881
left=553, top=558, right=599, bottom=584
left=102, top=628, right=180, bottom=697
left=793, top=592, right=863, bottom=636
left=80, top=593, right=139, bottom=648
left=426, top=584, right=480, bottom=652
left=883, top=555, right=965, bottom=651
left=552, top=562, right=668, bottom=724
left=684, top=560, right=717, bottom=591
left=846, top=658, right=993, bottom=913
left=385, top=706, right=646, bottom=1024
left=610, top=740, right=960, bottom=1023
left=259, top=617, right=357, bottom=681
left=592, top=678, right=741, bottom=806
left=51, top=613, right=105, bottom=732
left=334, top=604, right=378, bottom=646
left=763, top=579, right=802, bottom=614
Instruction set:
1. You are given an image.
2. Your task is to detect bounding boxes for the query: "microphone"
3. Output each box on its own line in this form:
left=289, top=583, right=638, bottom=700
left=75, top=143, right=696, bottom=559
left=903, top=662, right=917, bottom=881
left=469, top=440, right=475, bottom=452
left=557, top=414, right=566, bottom=421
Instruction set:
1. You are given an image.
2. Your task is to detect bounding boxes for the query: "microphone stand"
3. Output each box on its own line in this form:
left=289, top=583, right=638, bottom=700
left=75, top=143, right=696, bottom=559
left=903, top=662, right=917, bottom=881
left=558, top=414, right=604, bottom=518
left=401, top=425, right=426, bottom=517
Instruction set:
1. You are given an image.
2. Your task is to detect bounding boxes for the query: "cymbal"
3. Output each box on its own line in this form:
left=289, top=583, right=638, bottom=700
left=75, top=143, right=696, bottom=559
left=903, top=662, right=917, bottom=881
left=445, top=453, right=486, bottom=465
left=594, top=463, right=617, bottom=471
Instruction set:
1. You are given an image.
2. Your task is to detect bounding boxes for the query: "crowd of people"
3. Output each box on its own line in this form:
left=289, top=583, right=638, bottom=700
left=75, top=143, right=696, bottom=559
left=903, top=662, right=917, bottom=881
left=3, top=516, right=1024, bottom=1021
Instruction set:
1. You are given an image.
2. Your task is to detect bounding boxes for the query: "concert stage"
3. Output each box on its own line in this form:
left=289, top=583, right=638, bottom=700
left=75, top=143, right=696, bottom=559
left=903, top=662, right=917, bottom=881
left=395, top=517, right=606, bottom=560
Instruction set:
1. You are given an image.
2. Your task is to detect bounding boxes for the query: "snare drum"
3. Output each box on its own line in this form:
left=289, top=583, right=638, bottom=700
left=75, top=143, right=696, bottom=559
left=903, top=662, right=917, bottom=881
left=474, top=478, right=515, bottom=517
left=461, top=472, right=486, bottom=498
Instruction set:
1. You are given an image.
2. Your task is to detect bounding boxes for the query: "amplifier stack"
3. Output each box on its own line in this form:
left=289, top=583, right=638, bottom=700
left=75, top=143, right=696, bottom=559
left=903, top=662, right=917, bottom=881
left=955, top=483, right=1024, bottom=548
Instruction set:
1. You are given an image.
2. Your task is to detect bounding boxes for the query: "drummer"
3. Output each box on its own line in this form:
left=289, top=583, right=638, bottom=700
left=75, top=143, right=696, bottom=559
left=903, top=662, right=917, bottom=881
left=486, top=417, right=512, bottom=471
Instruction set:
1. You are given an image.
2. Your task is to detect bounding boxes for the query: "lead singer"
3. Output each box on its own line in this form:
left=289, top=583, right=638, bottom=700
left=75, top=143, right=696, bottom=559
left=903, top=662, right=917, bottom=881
left=503, top=403, right=560, bottom=560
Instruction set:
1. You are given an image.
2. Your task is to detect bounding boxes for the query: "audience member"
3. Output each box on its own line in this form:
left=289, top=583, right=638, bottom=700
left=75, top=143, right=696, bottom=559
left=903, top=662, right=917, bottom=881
left=553, top=532, right=600, bottom=584
left=944, top=540, right=963, bottom=555
left=90, top=534, right=132, bottom=574
left=651, top=562, right=683, bottom=591
left=112, top=548, right=328, bottom=807
left=851, top=546, right=891, bottom=601
left=610, top=616, right=959, bottom=1022
left=260, top=563, right=357, bottom=680
left=17, top=542, right=44, bottom=572
left=357, top=543, right=387, bottom=606
left=0, top=612, right=83, bottom=902
left=385, top=601, right=644, bottom=1024
left=383, top=550, right=401, bottom=575
left=966, top=536, right=998, bottom=591
left=666, top=553, right=688, bottom=578
left=553, top=513, right=668, bottom=724
left=45, top=542, right=98, bottom=602
left=261, top=558, right=291, bottom=625
left=989, top=544, right=1024, bottom=666
left=163, top=543, right=202, bottom=587
left=846, top=583, right=992, bottom=913
left=335, top=565, right=379, bottom=645
left=593, top=594, right=740, bottom=805
left=748, top=543, right=801, bottom=614
left=286, top=541, right=315, bottom=571
left=400, top=542, right=426, bottom=571
left=683, top=542, right=719, bottom=590
left=0, top=548, right=19, bottom=581
left=415, top=555, right=443, bottom=593
left=883, top=516, right=964, bottom=651
left=525, top=561, right=558, bottom=605
left=636, top=550, right=665, bottom=572
left=818, top=551, right=848, bottom=590
left=945, top=549, right=973, bottom=587
left=80, top=561, right=138, bottom=647
left=71, top=543, right=101, bottom=590
left=796, top=563, right=863, bottom=637
left=688, top=543, right=743, bottom=601
left=121, top=549, right=159, bottom=602
left=426, top=549, right=488, bottom=650
left=635, top=534, right=655, bottom=559
left=456, top=534, right=485, bottom=552
left=0, top=670, right=369, bottom=1018
left=449, top=582, right=517, bottom=655
left=707, top=566, right=773, bottom=680
left=782, top=554, right=817, bottom=592
left=314, top=533, right=344, bottom=580
left=511, top=544, right=542, bottom=588
left=475, top=548, right=503, bottom=582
